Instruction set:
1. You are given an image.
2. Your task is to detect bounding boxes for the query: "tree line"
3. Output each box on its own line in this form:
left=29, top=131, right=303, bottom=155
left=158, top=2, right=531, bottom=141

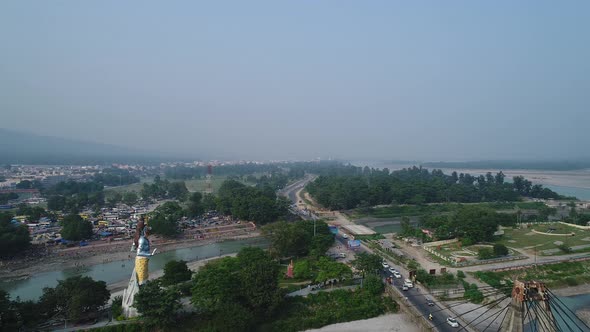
left=163, top=163, right=284, bottom=180
left=306, top=166, right=566, bottom=210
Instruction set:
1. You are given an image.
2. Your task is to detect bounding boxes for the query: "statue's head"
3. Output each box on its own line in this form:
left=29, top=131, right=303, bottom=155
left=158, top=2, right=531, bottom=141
left=134, top=215, right=148, bottom=247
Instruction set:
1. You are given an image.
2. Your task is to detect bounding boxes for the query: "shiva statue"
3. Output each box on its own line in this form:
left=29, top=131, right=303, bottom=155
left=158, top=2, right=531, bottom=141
left=122, top=215, right=156, bottom=317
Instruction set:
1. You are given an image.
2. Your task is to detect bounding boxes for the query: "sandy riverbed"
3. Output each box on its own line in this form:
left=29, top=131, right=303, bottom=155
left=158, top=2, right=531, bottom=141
left=304, top=314, right=420, bottom=332
left=551, top=283, right=590, bottom=297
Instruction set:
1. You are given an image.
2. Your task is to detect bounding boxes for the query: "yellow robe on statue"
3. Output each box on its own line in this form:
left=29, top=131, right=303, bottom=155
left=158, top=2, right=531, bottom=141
left=135, top=256, right=149, bottom=285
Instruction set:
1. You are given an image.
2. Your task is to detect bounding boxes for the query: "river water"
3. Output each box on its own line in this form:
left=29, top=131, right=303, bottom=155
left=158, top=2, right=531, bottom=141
left=0, top=237, right=267, bottom=301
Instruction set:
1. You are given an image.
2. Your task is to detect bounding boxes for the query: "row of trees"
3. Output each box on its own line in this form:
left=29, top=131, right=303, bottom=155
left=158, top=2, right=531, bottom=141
left=106, top=191, right=139, bottom=207
left=140, top=176, right=189, bottom=201
left=163, top=163, right=283, bottom=180
left=306, top=166, right=565, bottom=210
left=93, top=168, right=139, bottom=187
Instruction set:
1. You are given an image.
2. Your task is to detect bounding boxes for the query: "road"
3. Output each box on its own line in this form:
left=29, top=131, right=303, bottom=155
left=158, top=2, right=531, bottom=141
left=332, top=234, right=465, bottom=332
left=283, top=176, right=471, bottom=331
left=279, top=174, right=319, bottom=220
left=280, top=173, right=316, bottom=205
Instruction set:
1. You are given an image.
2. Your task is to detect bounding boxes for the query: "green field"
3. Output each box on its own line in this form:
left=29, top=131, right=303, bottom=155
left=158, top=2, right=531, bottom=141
left=498, top=223, right=590, bottom=255
left=475, top=260, right=590, bottom=289
left=105, top=176, right=253, bottom=196
left=349, top=201, right=545, bottom=219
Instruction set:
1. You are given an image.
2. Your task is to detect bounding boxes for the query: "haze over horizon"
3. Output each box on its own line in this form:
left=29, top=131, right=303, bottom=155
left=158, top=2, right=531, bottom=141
left=1, top=1, right=589, bottom=161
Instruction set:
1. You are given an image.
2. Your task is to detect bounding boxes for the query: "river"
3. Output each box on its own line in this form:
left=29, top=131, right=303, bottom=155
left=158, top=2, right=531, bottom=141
left=0, top=237, right=267, bottom=301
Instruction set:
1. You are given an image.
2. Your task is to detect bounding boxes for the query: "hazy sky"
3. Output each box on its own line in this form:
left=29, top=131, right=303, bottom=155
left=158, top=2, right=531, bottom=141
left=1, top=1, right=589, bottom=161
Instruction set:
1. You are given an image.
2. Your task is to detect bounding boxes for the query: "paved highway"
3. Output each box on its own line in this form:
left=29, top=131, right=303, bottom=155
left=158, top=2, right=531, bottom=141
left=333, top=233, right=466, bottom=332
left=283, top=176, right=468, bottom=331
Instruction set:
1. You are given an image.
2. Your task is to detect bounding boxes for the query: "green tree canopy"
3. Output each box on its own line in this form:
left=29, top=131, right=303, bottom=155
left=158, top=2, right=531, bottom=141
left=39, top=276, right=110, bottom=322
left=0, top=212, right=31, bottom=257
left=133, top=280, right=181, bottom=327
left=262, top=220, right=334, bottom=258
left=0, top=289, right=19, bottom=331
left=161, top=260, right=192, bottom=286
left=149, top=201, right=184, bottom=237
left=352, top=252, right=382, bottom=276
left=493, top=243, right=509, bottom=257
left=186, top=192, right=204, bottom=217
left=191, top=247, right=282, bottom=327
left=122, top=191, right=139, bottom=206
left=61, top=214, right=93, bottom=241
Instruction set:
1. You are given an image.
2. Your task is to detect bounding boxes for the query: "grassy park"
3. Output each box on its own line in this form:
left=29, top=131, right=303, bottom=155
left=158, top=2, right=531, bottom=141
left=497, top=223, right=590, bottom=255
left=348, top=201, right=545, bottom=219
left=476, top=260, right=590, bottom=289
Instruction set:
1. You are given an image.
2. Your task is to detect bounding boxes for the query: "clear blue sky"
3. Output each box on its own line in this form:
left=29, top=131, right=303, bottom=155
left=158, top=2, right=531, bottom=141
left=1, top=1, right=589, bottom=161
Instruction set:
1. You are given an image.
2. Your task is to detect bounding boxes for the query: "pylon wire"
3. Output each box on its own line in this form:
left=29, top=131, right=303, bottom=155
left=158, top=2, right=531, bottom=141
left=456, top=295, right=510, bottom=332
left=478, top=302, right=510, bottom=332
left=548, top=300, right=577, bottom=332
left=428, top=293, right=508, bottom=330
left=547, top=289, right=590, bottom=331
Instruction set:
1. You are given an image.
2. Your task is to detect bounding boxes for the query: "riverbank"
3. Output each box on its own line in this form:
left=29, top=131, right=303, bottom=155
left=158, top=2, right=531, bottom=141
left=0, top=232, right=261, bottom=281
left=551, top=283, right=590, bottom=297
left=576, top=308, right=590, bottom=326
left=304, top=314, right=420, bottom=332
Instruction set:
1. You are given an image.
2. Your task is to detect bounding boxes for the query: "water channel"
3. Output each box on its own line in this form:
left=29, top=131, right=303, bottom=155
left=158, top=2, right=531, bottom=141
left=0, top=237, right=267, bottom=301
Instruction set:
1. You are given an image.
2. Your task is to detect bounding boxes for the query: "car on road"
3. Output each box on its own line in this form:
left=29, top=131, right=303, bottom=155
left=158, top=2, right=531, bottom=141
left=342, top=233, right=349, bottom=239
left=382, top=262, right=389, bottom=269
left=402, top=285, right=409, bottom=291
left=426, top=297, right=435, bottom=306
left=403, top=279, right=414, bottom=288
left=338, top=252, right=346, bottom=258
left=388, top=267, right=396, bottom=274
left=393, top=271, right=402, bottom=279
left=446, top=317, right=459, bottom=328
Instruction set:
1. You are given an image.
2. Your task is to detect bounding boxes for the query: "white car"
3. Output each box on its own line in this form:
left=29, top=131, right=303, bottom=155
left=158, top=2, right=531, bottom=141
left=403, top=280, right=414, bottom=288
left=342, top=233, right=349, bottom=239
left=446, top=317, right=459, bottom=328
left=382, top=262, right=389, bottom=269
left=393, top=271, right=402, bottom=279
left=402, top=285, right=409, bottom=291
left=388, top=267, right=396, bottom=274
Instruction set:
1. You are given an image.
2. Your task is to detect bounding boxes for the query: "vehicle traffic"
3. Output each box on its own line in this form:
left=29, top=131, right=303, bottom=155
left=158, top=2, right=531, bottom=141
left=446, top=317, right=459, bottom=328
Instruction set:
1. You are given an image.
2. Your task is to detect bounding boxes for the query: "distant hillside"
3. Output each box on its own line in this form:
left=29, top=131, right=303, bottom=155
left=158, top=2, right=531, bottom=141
left=0, top=128, right=180, bottom=164
left=422, top=160, right=590, bottom=171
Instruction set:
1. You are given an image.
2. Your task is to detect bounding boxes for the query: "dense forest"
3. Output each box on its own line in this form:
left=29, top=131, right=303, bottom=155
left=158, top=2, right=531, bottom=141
left=306, top=166, right=565, bottom=210
left=215, top=180, right=289, bottom=225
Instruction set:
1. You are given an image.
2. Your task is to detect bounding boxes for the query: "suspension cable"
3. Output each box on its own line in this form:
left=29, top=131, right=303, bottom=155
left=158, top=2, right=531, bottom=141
left=477, top=302, right=510, bottom=332
left=456, top=295, right=510, bottom=332
left=533, top=300, right=555, bottom=332
left=548, top=300, right=578, bottom=332
left=406, top=286, right=507, bottom=318
left=428, top=293, right=509, bottom=330
left=495, top=301, right=512, bottom=332
left=547, top=289, right=590, bottom=331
